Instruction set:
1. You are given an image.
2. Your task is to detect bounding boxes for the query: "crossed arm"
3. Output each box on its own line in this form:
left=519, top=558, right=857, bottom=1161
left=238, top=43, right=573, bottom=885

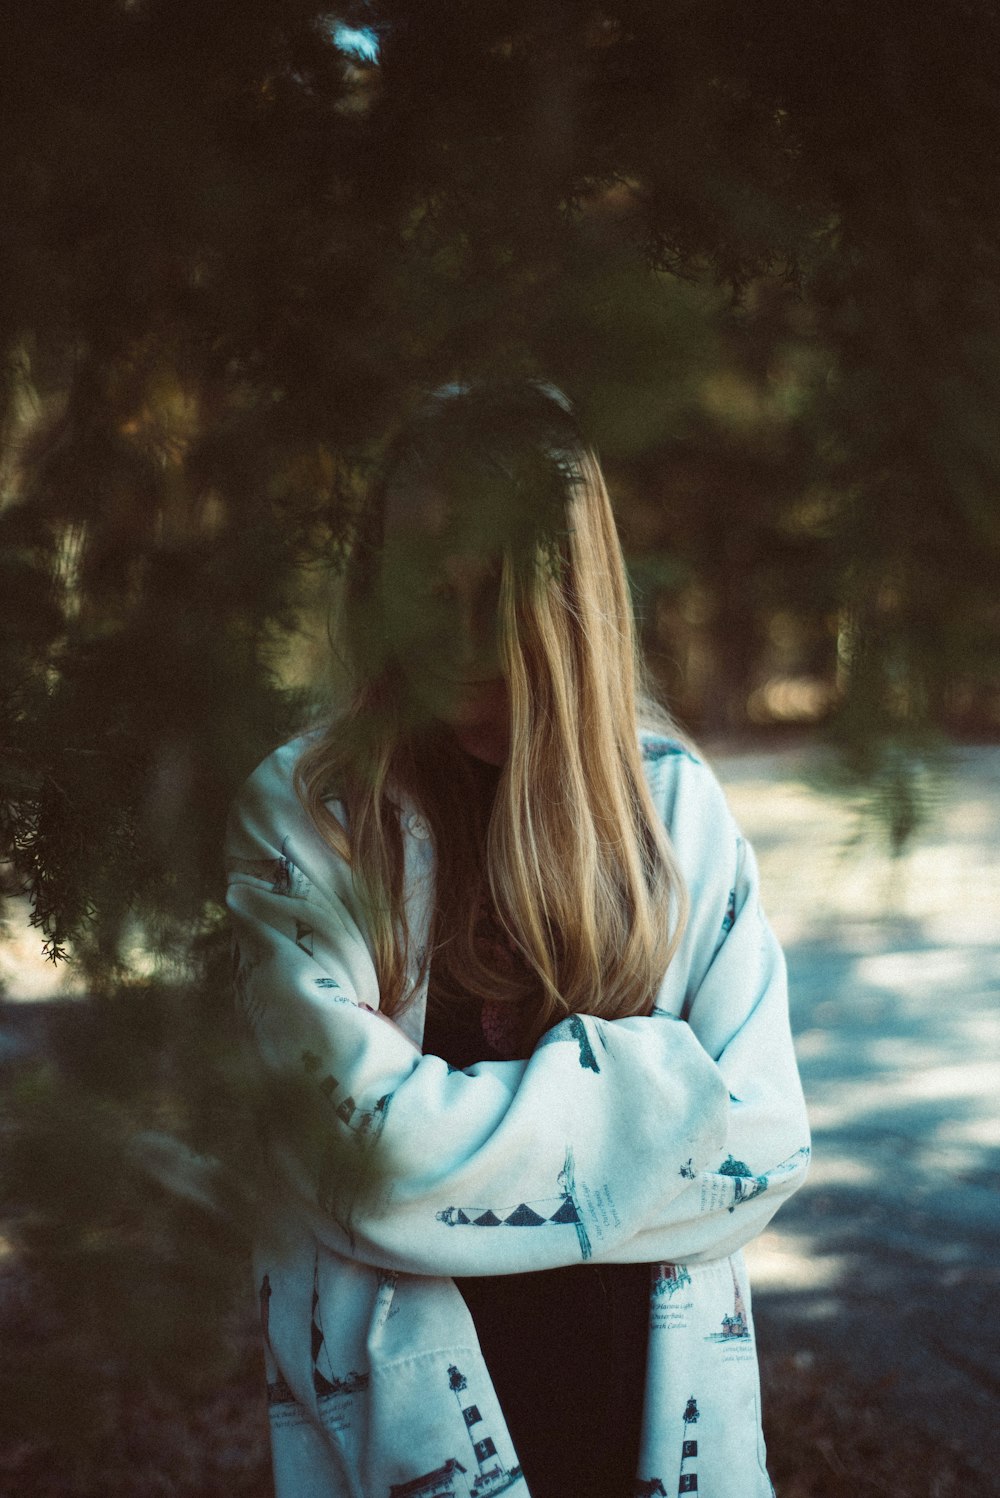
left=226, top=748, right=810, bottom=1278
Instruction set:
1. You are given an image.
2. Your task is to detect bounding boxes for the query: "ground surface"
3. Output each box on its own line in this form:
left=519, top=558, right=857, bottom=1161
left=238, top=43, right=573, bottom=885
left=710, top=740, right=1000, bottom=1493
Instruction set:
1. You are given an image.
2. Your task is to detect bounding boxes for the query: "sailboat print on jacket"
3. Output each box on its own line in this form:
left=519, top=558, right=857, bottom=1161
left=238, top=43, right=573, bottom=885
left=387, top=1363, right=524, bottom=1497
left=435, top=1145, right=593, bottom=1260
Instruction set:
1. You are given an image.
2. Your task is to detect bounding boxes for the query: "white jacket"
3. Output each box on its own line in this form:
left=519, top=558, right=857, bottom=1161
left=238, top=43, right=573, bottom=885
left=225, top=731, right=810, bottom=1498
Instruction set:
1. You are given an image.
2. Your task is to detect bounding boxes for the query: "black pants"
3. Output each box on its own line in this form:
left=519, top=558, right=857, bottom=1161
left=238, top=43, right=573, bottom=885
left=455, top=1260, right=650, bottom=1498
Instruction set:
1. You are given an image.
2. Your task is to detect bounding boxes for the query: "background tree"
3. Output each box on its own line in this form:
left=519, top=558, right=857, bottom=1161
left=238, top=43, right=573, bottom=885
left=1, top=2, right=999, bottom=1489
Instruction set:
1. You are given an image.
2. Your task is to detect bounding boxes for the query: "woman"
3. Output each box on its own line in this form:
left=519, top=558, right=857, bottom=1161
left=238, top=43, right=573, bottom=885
left=226, top=380, right=810, bottom=1498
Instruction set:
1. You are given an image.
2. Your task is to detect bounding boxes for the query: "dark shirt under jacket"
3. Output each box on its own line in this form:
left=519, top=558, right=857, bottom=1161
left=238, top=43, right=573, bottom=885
left=421, top=750, right=650, bottom=1498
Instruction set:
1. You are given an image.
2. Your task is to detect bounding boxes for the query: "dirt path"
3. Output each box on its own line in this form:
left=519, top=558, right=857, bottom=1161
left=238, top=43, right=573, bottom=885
left=711, top=741, right=1000, bottom=1487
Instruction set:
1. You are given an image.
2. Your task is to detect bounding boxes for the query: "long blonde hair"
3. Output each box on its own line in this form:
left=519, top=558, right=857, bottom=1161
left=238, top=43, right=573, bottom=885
left=296, top=381, right=688, bottom=1042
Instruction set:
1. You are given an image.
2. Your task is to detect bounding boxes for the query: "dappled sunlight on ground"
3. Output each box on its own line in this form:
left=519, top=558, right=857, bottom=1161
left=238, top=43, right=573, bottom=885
left=714, top=741, right=1000, bottom=1483
left=709, top=741, right=1000, bottom=948
left=748, top=1229, right=850, bottom=1293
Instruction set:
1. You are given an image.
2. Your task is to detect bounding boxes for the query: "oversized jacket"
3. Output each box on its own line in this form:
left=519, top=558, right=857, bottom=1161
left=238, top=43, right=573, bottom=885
left=225, top=729, right=811, bottom=1498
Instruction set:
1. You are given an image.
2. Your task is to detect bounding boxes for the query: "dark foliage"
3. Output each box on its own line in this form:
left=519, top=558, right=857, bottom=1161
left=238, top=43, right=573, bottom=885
left=1, top=0, right=999, bottom=1477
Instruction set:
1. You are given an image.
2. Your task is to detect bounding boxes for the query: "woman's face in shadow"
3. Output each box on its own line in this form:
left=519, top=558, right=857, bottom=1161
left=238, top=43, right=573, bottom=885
left=379, top=485, right=510, bottom=757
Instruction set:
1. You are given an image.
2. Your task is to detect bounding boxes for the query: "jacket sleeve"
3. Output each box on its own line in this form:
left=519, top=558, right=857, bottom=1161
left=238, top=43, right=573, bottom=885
left=226, top=743, right=808, bottom=1277
left=590, top=762, right=812, bottom=1266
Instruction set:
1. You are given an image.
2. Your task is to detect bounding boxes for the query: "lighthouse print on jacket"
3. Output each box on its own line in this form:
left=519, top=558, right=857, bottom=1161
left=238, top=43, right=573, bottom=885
left=387, top=1364, right=524, bottom=1498
left=226, top=730, right=811, bottom=1498
left=435, top=1145, right=593, bottom=1260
